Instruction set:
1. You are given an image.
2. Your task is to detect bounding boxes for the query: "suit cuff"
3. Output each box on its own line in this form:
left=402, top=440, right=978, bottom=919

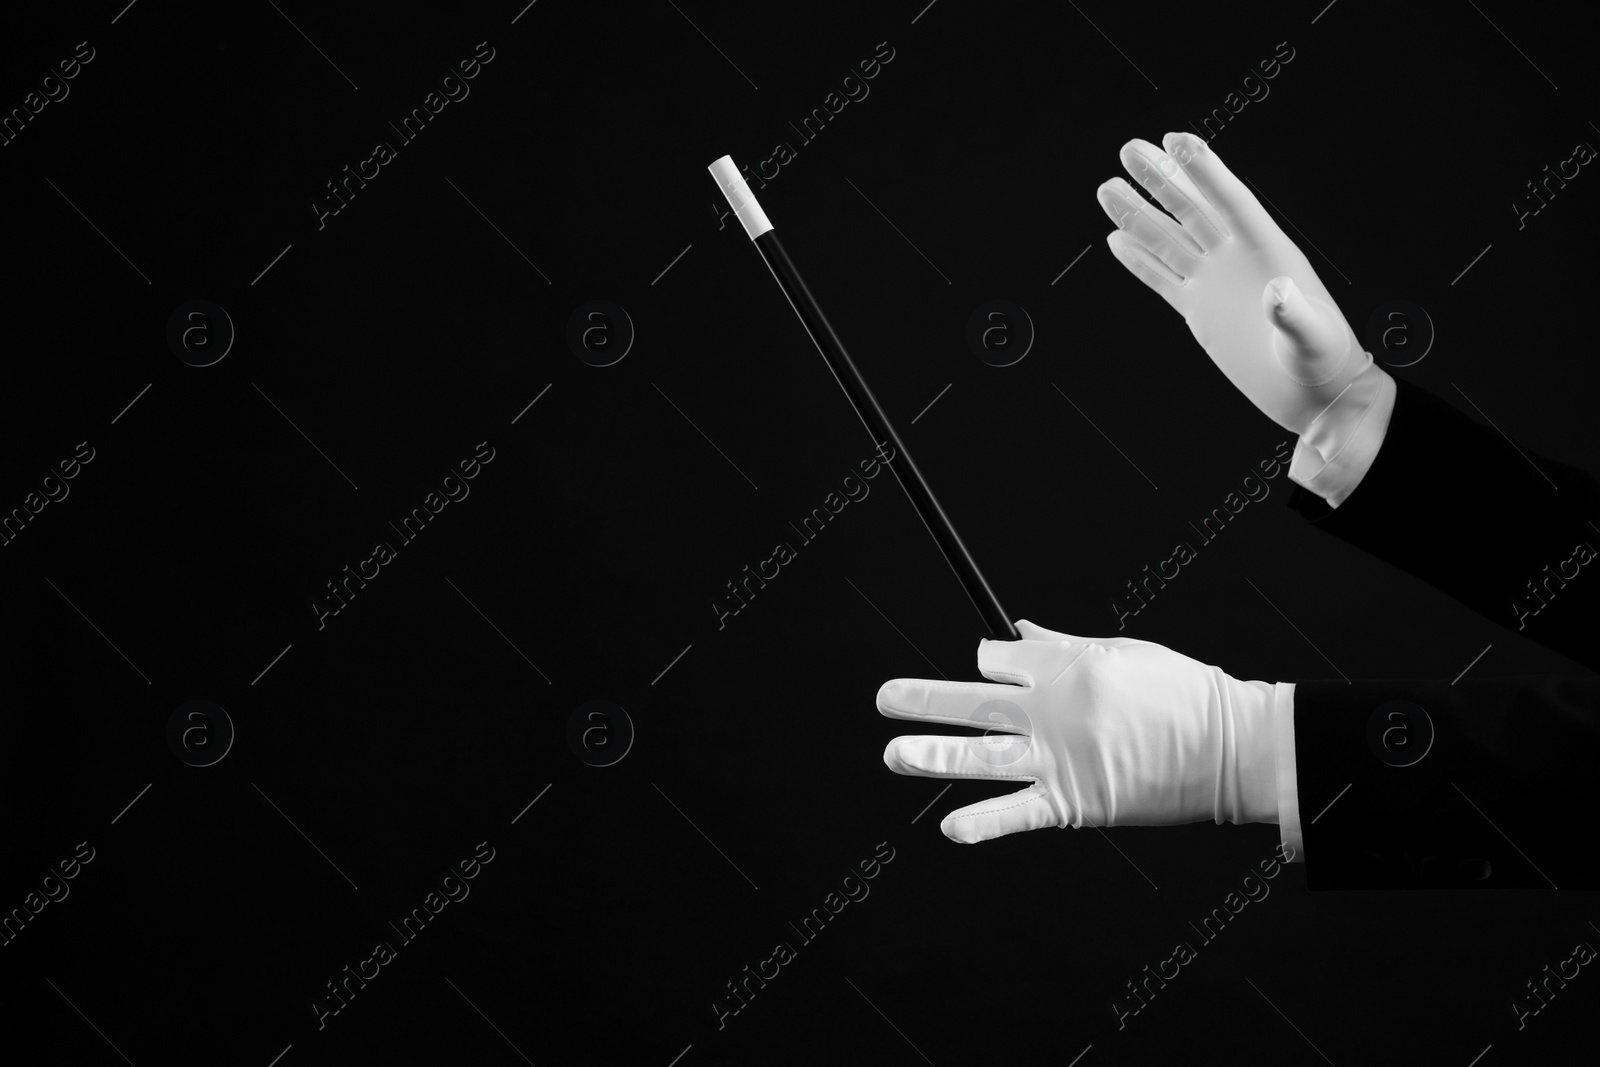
left=1273, top=681, right=1304, bottom=863
left=1287, top=358, right=1397, bottom=509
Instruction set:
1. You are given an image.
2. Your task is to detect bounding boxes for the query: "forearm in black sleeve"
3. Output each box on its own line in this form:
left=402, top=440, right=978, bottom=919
left=1288, top=375, right=1600, bottom=671
left=1293, top=673, right=1600, bottom=889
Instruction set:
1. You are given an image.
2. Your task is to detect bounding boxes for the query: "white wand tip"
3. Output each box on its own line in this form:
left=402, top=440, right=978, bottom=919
left=708, top=155, right=774, bottom=241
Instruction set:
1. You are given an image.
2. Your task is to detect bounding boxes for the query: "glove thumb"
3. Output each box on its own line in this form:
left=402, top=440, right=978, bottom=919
left=1263, top=275, right=1351, bottom=388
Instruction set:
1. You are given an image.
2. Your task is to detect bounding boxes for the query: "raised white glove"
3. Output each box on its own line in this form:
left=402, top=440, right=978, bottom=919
left=1096, top=131, right=1387, bottom=439
left=879, top=620, right=1285, bottom=843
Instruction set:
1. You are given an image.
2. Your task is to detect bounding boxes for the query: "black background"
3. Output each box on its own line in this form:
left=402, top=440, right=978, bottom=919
left=2, top=2, right=1597, bottom=1064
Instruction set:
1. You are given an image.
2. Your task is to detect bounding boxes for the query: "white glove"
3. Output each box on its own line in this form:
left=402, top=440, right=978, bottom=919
left=879, top=620, right=1285, bottom=843
left=1096, top=131, right=1388, bottom=440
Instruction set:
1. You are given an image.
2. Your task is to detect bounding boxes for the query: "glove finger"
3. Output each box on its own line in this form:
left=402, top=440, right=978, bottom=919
left=976, top=635, right=1050, bottom=686
left=1014, top=619, right=1156, bottom=655
left=1096, top=178, right=1200, bottom=279
left=1106, top=231, right=1183, bottom=298
left=938, top=783, right=1059, bottom=843
left=1101, top=173, right=1202, bottom=258
left=1118, top=137, right=1225, bottom=252
left=882, top=733, right=1034, bottom=779
left=877, top=678, right=1031, bottom=729
left=1014, top=618, right=1074, bottom=643
left=1162, top=131, right=1272, bottom=237
left=1016, top=618, right=1116, bottom=644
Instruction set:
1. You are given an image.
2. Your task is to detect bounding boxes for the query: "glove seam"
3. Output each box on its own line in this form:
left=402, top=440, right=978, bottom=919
left=919, top=771, right=1038, bottom=782
left=945, top=791, right=1049, bottom=822
left=882, top=708, right=1028, bottom=728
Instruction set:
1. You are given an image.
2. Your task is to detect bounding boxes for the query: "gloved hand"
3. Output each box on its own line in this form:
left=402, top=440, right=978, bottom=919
left=1096, top=132, right=1387, bottom=439
left=879, top=620, right=1286, bottom=843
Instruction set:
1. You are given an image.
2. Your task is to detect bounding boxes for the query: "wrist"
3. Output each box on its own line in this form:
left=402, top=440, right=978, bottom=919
left=1288, top=356, right=1397, bottom=507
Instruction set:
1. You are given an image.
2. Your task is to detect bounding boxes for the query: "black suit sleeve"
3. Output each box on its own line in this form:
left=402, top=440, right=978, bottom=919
left=1283, top=375, right=1600, bottom=888
left=1287, top=375, right=1600, bottom=670
left=1293, top=674, right=1598, bottom=888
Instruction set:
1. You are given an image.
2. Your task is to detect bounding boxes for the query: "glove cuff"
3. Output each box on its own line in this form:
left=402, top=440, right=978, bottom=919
left=1219, top=676, right=1282, bottom=826
left=1288, top=356, right=1397, bottom=508
left=1271, top=681, right=1304, bottom=862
